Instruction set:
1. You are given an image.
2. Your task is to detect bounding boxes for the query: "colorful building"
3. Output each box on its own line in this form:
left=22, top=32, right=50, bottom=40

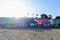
left=53, top=19, right=60, bottom=28
left=37, top=19, right=52, bottom=28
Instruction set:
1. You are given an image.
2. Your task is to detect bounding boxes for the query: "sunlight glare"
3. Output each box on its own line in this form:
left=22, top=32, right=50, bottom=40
left=0, top=0, right=27, bottom=18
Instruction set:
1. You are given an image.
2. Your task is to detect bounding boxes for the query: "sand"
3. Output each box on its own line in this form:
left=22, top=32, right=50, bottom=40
left=0, top=29, right=59, bottom=40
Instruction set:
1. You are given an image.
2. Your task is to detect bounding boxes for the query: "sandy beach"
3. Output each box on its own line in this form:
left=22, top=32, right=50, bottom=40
left=0, top=29, right=59, bottom=40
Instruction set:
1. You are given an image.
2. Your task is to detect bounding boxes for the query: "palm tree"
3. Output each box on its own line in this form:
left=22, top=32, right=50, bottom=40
left=36, top=14, right=39, bottom=18
left=48, top=15, right=53, bottom=25
left=40, top=14, right=48, bottom=19
left=34, top=14, right=39, bottom=21
left=32, top=13, right=34, bottom=18
left=48, top=15, right=52, bottom=19
left=55, top=16, right=60, bottom=19
left=27, top=13, right=29, bottom=18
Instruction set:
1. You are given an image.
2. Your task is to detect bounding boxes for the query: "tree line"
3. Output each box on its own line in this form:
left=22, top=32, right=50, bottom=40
left=27, top=13, right=60, bottom=19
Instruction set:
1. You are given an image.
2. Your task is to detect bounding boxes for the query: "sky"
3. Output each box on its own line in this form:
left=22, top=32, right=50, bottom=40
left=0, top=0, right=60, bottom=18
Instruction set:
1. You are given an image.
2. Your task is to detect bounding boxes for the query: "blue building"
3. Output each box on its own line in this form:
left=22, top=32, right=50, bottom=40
left=17, top=18, right=38, bottom=28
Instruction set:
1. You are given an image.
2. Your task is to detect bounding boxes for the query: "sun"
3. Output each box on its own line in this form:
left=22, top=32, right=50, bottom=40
left=0, top=0, right=27, bottom=18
